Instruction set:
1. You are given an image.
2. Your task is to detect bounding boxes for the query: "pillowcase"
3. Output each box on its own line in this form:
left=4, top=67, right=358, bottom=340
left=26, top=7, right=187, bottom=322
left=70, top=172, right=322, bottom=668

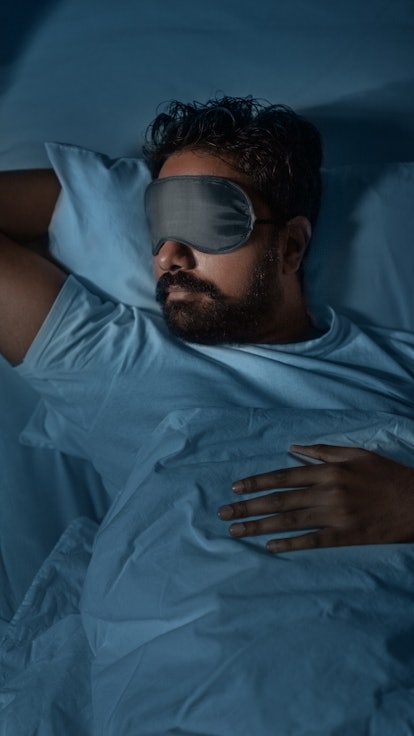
left=46, top=142, right=414, bottom=331
left=305, top=162, right=414, bottom=332
left=46, top=142, right=156, bottom=314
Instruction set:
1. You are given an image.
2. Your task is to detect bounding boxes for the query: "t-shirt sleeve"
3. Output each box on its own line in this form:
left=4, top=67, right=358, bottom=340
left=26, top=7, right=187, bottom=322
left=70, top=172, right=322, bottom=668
left=16, top=275, right=145, bottom=433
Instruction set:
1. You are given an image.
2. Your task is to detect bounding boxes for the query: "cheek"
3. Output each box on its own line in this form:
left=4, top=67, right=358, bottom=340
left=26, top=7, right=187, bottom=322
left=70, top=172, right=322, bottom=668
left=153, top=259, right=161, bottom=279
left=200, top=252, right=258, bottom=294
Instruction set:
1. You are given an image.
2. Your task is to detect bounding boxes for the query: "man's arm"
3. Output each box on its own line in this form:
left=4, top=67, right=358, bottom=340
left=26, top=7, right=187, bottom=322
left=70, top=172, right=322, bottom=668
left=0, top=169, right=61, bottom=242
left=0, top=232, right=66, bottom=365
left=0, top=169, right=65, bottom=365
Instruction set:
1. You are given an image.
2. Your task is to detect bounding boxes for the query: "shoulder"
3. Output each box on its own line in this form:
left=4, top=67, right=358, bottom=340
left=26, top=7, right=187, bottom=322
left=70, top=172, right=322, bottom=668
left=17, top=275, right=161, bottom=377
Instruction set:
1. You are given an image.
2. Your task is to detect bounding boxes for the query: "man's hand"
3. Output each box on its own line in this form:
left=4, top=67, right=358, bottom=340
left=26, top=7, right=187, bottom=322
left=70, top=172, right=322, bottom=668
left=218, top=445, right=414, bottom=552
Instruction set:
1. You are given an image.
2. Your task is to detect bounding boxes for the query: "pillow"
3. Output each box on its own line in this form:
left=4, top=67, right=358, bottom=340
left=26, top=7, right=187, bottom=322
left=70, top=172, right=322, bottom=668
left=46, top=142, right=156, bottom=313
left=305, top=162, right=414, bottom=331
left=46, top=142, right=414, bottom=331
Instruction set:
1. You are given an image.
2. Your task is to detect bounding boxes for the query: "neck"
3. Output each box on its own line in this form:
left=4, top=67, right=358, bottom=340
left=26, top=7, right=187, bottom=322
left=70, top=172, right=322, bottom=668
left=258, top=295, right=316, bottom=345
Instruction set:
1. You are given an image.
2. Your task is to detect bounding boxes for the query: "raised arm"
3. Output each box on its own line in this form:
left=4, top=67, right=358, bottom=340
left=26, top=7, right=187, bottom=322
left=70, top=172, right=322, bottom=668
left=0, top=170, right=66, bottom=365
left=0, top=168, right=61, bottom=242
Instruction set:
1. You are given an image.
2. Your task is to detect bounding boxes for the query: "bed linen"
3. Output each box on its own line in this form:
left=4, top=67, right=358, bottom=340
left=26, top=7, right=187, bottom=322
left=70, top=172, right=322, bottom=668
left=2, top=0, right=414, bottom=171
left=81, top=406, right=414, bottom=735
left=1, top=0, right=414, bottom=733
left=0, top=356, right=107, bottom=631
left=0, top=517, right=96, bottom=735
left=3, top=407, right=414, bottom=734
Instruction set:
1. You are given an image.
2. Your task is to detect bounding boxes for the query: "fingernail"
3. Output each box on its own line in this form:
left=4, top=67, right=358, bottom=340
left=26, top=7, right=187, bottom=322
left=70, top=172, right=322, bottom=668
left=218, top=505, right=234, bottom=520
left=229, top=523, right=246, bottom=537
left=266, top=541, right=281, bottom=553
left=232, top=481, right=244, bottom=494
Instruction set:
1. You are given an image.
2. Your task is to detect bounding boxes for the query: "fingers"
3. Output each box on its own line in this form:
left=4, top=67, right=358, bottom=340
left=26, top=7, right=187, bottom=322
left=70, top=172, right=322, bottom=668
left=226, top=505, right=332, bottom=539
left=223, top=445, right=384, bottom=553
left=289, top=443, right=368, bottom=463
left=232, top=464, right=325, bottom=495
left=231, top=445, right=371, bottom=495
left=218, top=487, right=324, bottom=521
left=266, top=529, right=341, bottom=553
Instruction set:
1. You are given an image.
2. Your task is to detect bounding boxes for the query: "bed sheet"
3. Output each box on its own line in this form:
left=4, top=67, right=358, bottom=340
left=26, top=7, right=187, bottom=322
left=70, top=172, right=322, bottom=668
left=0, top=517, right=96, bottom=736
left=0, top=358, right=108, bottom=630
left=1, top=0, right=414, bottom=169
left=3, top=406, right=414, bottom=734
left=82, top=406, right=414, bottom=735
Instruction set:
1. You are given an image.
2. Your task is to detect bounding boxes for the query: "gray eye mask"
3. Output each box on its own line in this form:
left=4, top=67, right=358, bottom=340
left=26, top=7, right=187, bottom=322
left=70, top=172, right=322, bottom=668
left=145, top=175, right=276, bottom=255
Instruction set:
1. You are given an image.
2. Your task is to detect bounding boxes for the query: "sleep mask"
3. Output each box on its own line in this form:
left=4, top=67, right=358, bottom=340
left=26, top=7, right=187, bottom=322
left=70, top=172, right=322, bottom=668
left=145, top=175, right=277, bottom=255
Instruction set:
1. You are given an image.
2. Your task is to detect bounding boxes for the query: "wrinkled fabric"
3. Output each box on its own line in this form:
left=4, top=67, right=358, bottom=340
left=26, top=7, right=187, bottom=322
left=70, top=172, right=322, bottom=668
left=17, top=276, right=414, bottom=499
left=81, top=407, right=414, bottom=735
left=0, top=518, right=97, bottom=736
left=0, top=357, right=107, bottom=627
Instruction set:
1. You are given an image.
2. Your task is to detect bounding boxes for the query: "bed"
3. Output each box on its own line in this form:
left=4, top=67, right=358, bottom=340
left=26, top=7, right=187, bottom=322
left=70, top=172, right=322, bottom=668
left=1, top=1, right=414, bottom=733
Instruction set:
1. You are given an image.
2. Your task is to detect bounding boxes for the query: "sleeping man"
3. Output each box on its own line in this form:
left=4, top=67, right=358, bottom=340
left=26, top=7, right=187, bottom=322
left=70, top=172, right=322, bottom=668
left=1, top=95, right=414, bottom=552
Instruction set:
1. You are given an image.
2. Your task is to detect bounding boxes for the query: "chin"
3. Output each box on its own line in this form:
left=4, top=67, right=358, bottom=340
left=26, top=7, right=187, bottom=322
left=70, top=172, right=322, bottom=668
left=162, top=302, right=258, bottom=345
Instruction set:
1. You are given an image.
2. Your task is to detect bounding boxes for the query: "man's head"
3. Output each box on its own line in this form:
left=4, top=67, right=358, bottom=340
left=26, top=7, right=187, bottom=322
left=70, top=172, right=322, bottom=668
left=142, top=96, right=323, bottom=345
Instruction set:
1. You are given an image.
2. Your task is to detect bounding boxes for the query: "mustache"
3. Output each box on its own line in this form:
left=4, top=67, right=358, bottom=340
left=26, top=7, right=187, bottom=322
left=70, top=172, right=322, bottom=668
left=156, top=272, right=223, bottom=304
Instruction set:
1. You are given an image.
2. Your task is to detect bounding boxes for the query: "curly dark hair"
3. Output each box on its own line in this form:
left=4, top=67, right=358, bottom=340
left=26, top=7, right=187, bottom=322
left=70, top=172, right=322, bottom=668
left=142, top=95, right=323, bottom=228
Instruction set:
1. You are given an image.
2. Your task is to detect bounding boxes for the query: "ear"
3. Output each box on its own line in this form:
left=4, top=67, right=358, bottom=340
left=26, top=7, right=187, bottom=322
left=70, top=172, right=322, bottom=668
left=280, top=216, right=311, bottom=274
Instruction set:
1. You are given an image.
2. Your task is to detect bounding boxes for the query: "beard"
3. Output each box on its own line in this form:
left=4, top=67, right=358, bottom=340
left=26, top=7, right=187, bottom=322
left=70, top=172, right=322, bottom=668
left=155, top=248, right=282, bottom=345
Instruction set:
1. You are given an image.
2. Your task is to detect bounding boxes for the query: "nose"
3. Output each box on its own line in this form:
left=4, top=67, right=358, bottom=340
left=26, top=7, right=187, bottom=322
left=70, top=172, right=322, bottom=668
left=156, top=240, right=197, bottom=273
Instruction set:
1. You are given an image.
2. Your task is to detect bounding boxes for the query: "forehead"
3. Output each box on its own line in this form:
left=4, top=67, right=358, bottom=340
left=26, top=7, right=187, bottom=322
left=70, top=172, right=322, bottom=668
left=158, top=149, right=271, bottom=219
left=158, top=149, right=253, bottom=195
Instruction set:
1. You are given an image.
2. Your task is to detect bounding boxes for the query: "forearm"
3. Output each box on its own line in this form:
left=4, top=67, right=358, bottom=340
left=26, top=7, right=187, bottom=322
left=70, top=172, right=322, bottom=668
left=0, top=231, right=66, bottom=365
left=0, top=169, right=61, bottom=243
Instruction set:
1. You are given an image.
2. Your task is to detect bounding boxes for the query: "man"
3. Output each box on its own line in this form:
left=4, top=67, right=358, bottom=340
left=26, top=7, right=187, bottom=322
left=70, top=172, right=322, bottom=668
left=143, top=99, right=320, bottom=347
left=1, top=96, right=414, bottom=550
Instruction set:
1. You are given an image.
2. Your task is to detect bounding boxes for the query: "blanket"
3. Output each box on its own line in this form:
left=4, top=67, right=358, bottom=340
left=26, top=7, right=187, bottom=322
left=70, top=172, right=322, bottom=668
left=3, top=407, right=414, bottom=734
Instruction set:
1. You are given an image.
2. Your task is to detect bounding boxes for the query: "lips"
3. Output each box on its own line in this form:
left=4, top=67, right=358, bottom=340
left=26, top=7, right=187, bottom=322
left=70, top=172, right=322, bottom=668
left=167, top=287, right=209, bottom=301
left=156, top=272, right=221, bottom=304
left=167, top=285, right=194, bottom=293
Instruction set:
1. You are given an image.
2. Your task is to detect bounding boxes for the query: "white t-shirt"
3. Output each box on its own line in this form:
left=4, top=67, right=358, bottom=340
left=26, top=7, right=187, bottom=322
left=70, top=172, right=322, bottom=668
left=17, top=276, right=414, bottom=496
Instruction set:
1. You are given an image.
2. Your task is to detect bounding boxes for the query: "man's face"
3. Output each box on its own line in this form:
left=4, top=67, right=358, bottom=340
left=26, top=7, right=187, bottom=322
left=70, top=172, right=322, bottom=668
left=153, top=149, right=288, bottom=345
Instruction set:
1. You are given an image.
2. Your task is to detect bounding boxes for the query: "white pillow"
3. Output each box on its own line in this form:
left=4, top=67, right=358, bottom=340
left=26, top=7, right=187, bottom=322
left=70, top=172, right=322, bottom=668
left=46, top=142, right=156, bottom=314
left=46, top=142, right=414, bottom=331
left=305, top=162, right=414, bottom=331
